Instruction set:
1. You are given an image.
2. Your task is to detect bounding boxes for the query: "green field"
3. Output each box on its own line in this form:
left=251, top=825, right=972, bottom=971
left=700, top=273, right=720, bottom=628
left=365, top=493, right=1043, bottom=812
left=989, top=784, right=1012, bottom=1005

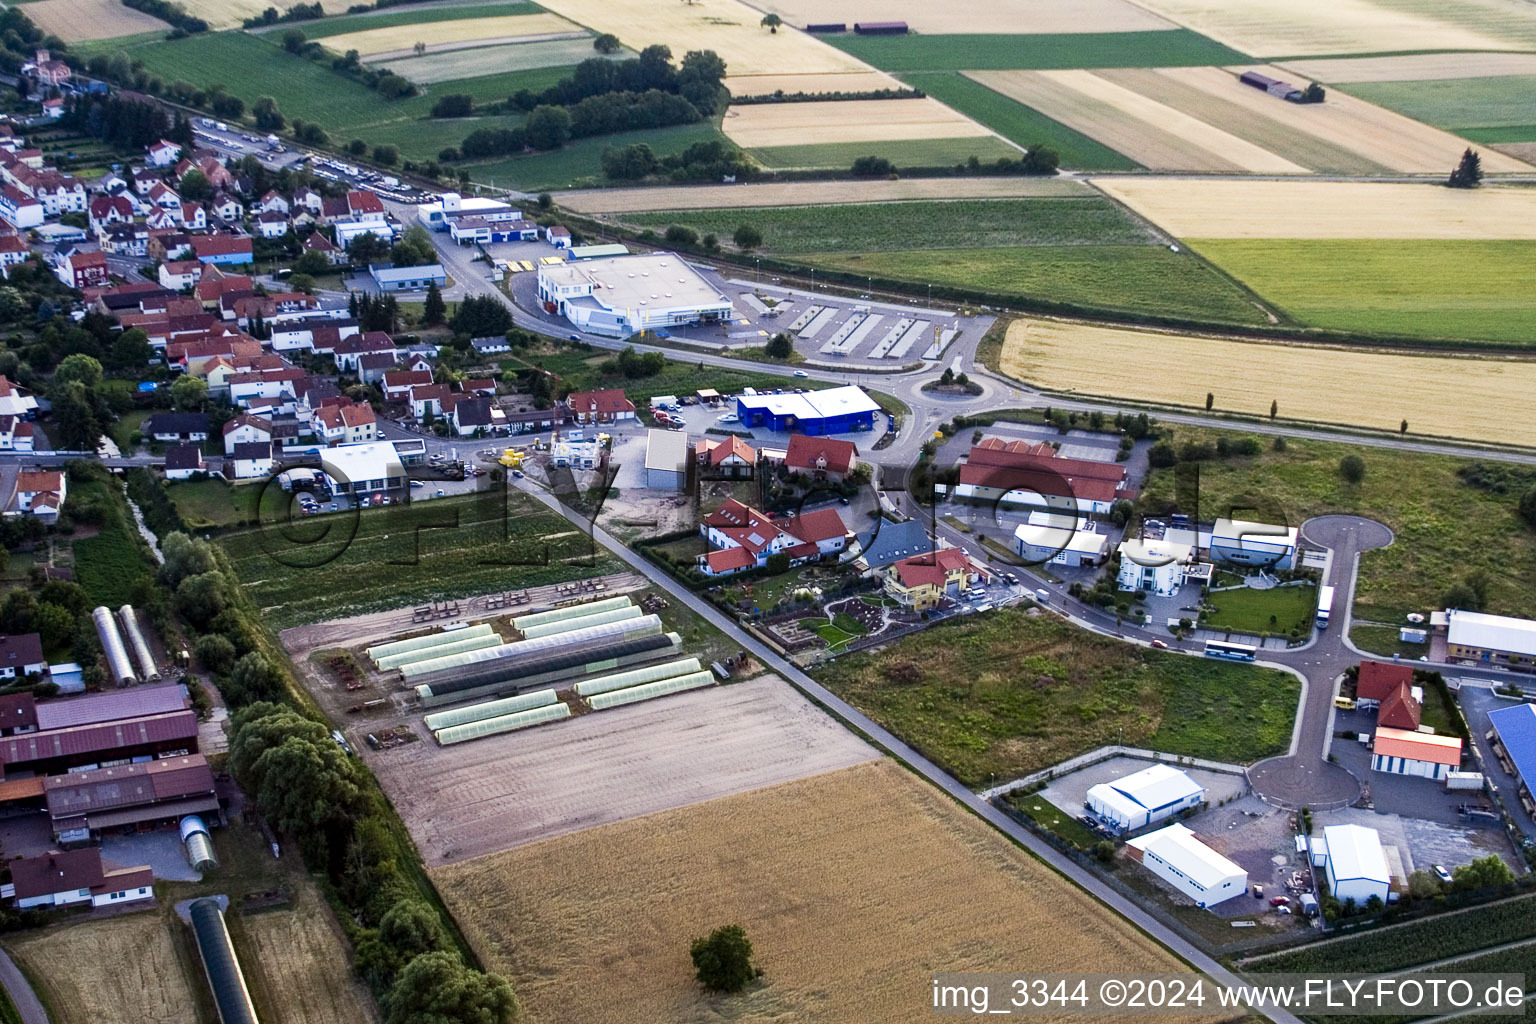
left=617, top=197, right=1156, bottom=252
left=1191, top=238, right=1536, bottom=344
left=1462, top=125, right=1536, bottom=144
left=814, top=606, right=1298, bottom=786
left=1202, top=583, right=1317, bottom=636
left=1349, top=623, right=1430, bottom=660
left=290, top=0, right=536, bottom=38
left=1135, top=428, right=1536, bottom=623
left=803, top=245, right=1269, bottom=325
left=70, top=476, right=157, bottom=609
left=218, top=490, right=621, bottom=628
left=463, top=120, right=724, bottom=190
left=167, top=478, right=249, bottom=530
left=901, top=72, right=1141, bottom=171
left=501, top=341, right=828, bottom=406
left=1344, top=76, right=1536, bottom=131
left=747, top=134, right=1021, bottom=170
left=825, top=30, right=1250, bottom=72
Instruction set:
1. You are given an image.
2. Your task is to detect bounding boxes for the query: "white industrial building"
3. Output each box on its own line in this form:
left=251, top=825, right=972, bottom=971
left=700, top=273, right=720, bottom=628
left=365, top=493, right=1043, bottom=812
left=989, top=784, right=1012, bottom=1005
left=1208, top=518, right=1298, bottom=571
left=1318, top=824, right=1391, bottom=907
left=1085, top=763, right=1206, bottom=833
left=537, top=253, right=734, bottom=337
left=1445, top=609, right=1536, bottom=669
left=416, top=192, right=519, bottom=232
left=1116, top=536, right=1194, bottom=597
left=643, top=429, right=688, bottom=490
left=318, top=441, right=407, bottom=502
left=1014, top=510, right=1109, bottom=567
left=1128, top=823, right=1247, bottom=908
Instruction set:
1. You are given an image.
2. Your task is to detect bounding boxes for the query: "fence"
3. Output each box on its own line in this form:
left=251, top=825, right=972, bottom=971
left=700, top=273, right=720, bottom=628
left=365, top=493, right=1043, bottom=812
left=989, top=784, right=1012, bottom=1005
left=980, top=745, right=1250, bottom=800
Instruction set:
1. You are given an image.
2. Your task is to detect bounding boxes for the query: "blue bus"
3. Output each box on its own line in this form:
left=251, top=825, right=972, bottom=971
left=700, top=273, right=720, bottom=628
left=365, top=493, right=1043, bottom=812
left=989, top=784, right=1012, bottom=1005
left=1204, top=640, right=1258, bottom=662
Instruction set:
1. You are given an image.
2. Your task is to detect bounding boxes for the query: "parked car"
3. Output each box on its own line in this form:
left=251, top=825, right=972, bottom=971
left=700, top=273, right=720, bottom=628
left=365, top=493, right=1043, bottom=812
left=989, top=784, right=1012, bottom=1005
left=1434, top=864, right=1453, bottom=884
left=1269, top=895, right=1290, bottom=907
left=1149, top=639, right=1169, bottom=650
left=410, top=480, right=424, bottom=489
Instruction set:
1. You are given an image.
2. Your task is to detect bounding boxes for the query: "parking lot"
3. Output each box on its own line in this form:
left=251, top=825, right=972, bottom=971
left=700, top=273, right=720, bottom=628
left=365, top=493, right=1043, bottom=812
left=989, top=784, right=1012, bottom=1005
left=1038, top=756, right=1249, bottom=830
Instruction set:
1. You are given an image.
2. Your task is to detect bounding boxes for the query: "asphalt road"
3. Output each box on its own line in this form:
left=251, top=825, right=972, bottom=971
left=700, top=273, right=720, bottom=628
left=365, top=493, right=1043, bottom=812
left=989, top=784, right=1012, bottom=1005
left=0, top=948, right=49, bottom=1024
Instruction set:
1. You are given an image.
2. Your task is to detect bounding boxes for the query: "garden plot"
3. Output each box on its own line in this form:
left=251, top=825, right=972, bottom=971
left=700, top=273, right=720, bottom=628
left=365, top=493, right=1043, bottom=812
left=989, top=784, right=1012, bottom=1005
left=722, top=96, right=993, bottom=148
left=533, top=0, right=874, bottom=77
left=1279, top=51, right=1536, bottom=83
left=1093, top=178, right=1536, bottom=239
left=323, top=12, right=583, bottom=58
left=966, top=69, right=1307, bottom=173
left=749, top=0, right=1175, bottom=34
left=555, top=175, right=1086, bottom=212
left=24, top=0, right=167, bottom=42
left=999, top=318, right=1536, bottom=442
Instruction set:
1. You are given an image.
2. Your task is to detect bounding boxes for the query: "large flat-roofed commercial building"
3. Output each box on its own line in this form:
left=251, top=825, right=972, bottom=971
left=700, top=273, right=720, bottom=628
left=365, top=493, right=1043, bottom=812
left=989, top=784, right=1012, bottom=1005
left=1128, top=823, right=1246, bottom=908
left=1487, top=703, right=1536, bottom=815
left=1445, top=609, right=1536, bottom=670
left=537, top=253, right=734, bottom=337
left=736, top=385, right=882, bottom=435
left=416, top=193, right=519, bottom=232
left=319, top=441, right=407, bottom=501
left=1208, top=518, right=1298, bottom=571
left=1085, top=762, right=1205, bottom=833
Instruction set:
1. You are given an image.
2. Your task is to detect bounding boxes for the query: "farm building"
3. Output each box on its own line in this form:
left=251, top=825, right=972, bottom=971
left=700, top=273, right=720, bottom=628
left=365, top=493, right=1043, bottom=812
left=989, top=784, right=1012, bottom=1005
left=854, top=20, right=908, bottom=33
left=1317, top=824, right=1391, bottom=906
left=736, top=385, right=881, bottom=435
left=1239, top=70, right=1303, bottom=101
left=537, top=253, right=733, bottom=337
left=644, top=429, right=689, bottom=490
left=369, top=263, right=447, bottom=293
left=0, top=683, right=196, bottom=777
left=1445, top=609, right=1536, bottom=670
left=1014, top=511, right=1109, bottom=568
left=805, top=21, right=847, bottom=32
left=7, top=848, right=153, bottom=910
left=1208, top=518, right=1298, bottom=571
left=1085, top=763, right=1205, bottom=833
left=1370, top=727, right=1461, bottom=780
left=1486, top=703, right=1536, bottom=814
left=1116, top=536, right=1194, bottom=597
left=46, top=754, right=219, bottom=842
left=1127, top=823, right=1246, bottom=908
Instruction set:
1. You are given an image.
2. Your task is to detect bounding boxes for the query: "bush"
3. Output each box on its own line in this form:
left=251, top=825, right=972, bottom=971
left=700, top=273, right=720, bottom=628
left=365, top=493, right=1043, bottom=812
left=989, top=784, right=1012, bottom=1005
left=690, top=925, right=756, bottom=993
left=1339, top=454, right=1367, bottom=484
left=664, top=225, right=698, bottom=247
left=430, top=94, right=474, bottom=118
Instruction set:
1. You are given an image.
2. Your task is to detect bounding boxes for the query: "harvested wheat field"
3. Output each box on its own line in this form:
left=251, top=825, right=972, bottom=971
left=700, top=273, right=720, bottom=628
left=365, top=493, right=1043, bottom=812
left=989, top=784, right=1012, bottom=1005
left=968, top=70, right=1306, bottom=173
left=6, top=910, right=201, bottom=1024
left=750, top=0, right=1175, bottom=34
left=1279, top=51, right=1536, bottom=83
left=324, top=13, right=581, bottom=58
left=1001, top=319, right=1536, bottom=443
left=163, top=0, right=276, bottom=30
left=435, top=759, right=1197, bottom=1024
left=1128, top=0, right=1518, bottom=56
left=558, top=175, right=1087, bottom=212
left=238, top=887, right=380, bottom=1024
left=724, top=97, right=992, bottom=148
left=25, top=0, right=168, bottom=41
left=1093, top=178, right=1536, bottom=240
left=723, top=70, right=903, bottom=96
left=534, top=0, right=871, bottom=77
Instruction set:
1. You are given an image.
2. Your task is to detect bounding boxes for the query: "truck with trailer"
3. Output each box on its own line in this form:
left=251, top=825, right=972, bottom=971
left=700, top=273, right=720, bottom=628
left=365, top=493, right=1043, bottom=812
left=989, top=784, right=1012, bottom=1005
left=1315, top=585, right=1335, bottom=629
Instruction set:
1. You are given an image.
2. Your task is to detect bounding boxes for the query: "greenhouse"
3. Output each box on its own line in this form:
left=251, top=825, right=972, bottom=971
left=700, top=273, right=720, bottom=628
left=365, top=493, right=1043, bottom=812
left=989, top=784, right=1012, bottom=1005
left=511, top=595, right=632, bottom=631
left=423, top=688, right=559, bottom=732
left=435, top=702, right=571, bottom=745
left=520, top=604, right=643, bottom=640
left=375, top=631, right=505, bottom=671
left=415, top=632, right=683, bottom=707
left=400, top=615, right=663, bottom=681
left=366, top=622, right=495, bottom=665
left=587, top=671, right=715, bottom=711
left=188, top=898, right=258, bottom=1024
left=572, top=658, right=703, bottom=697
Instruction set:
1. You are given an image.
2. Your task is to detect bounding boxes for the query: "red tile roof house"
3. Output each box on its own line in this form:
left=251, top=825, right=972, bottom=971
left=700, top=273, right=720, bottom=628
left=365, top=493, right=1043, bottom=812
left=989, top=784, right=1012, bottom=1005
left=695, top=498, right=849, bottom=576
left=783, top=434, right=860, bottom=483
left=882, top=546, right=986, bottom=610
left=696, top=435, right=757, bottom=479
left=12, top=469, right=66, bottom=519
left=565, top=388, right=635, bottom=424
left=1355, top=660, right=1415, bottom=702
left=9, top=848, right=154, bottom=910
left=1377, top=681, right=1422, bottom=731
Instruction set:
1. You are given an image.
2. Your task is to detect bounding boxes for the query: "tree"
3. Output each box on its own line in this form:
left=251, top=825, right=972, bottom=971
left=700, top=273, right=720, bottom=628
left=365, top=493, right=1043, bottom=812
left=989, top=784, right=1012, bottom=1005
left=32, top=603, right=74, bottom=651
left=690, top=925, right=756, bottom=994
left=1205, top=391, right=1214, bottom=411
left=379, top=900, right=446, bottom=960
left=664, top=225, right=698, bottom=247
left=524, top=105, right=571, bottom=150
left=1093, top=840, right=1116, bottom=864
left=1452, top=855, right=1515, bottom=892
left=281, top=28, right=306, bottom=53
left=423, top=282, right=447, bottom=325
left=373, top=144, right=400, bottom=166
left=1302, top=81, right=1325, bottom=103
left=159, top=532, right=218, bottom=587
left=179, top=168, right=211, bottom=202
left=1442, top=579, right=1481, bottom=612
left=593, top=32, right=621, bottom=53
left=430, top=94, right=474, bottom=119
left=760, top=12, right=781, bottom=31
left=451, top=295, right=512, bottom=337
left=51, top=382, right=101, bottom=452
left=1448, top=147, right=1483, bottom=189
left=1269, top=399, right=1278, bottom=419
left=252, top=96, right=284, bottom=131
left=732, top=223, right=762, bottom=251
left=1518, top=485, right=1536, bottom=531
left=764, top=332, right=792, bottom=359
left=764, top=552, right=789, bottom=575
left=1147, top=441, right=1176, bottom=469
left=112, top=328, right=154, bottom=371
left=385, top=952, right=516, bottom=1024
left=194, top=633, right=237, bottom=673
left=1401, top=419, right=1409, bottom=435
left=175, top=571, right=227, bottom=628
left=170, top=374, right=208, bottom=412
left=1338, top=454, right=1366, bottom=484
left=1406, top=869, right=1444, bottom=901
left=53, top=353, right=103, bottom=394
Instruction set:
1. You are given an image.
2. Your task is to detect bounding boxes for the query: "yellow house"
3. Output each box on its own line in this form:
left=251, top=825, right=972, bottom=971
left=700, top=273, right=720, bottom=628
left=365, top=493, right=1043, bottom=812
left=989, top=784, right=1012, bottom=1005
left=882, top=547, right=982, bottom=610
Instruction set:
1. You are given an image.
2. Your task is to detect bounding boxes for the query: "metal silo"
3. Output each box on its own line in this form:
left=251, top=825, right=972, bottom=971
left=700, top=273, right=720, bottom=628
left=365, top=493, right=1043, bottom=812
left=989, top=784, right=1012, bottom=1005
left=118, top=605, right=161, bottom=681
left=180, top=815, right=218, bottom=873
left=93, top=605, right=137, bottom=686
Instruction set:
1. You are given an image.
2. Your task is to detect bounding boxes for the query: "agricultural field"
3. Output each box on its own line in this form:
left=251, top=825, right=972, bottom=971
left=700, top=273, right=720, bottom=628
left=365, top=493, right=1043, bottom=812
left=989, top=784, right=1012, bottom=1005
left=462, top=121, right=725, bottom=190
left=1341, top=76, right=1536, bottom=136
left=433, top=758, right=1194, bottom=1024
left=217, top=490, right=622, bottom=628
left=70, top=474, right=158, bottom=609
left=292, top=0, right=534, bottom=38
left=815, top=606, right=1299, bottom=786
left=614, top=196, right=1159, bottom=252
left=746, top=134, right=1022, bottom=170
left=377, top=37, right=611, bottom=83
left=999, top=318, right=1536, bottom=442
left=167, top=477, right=249, bottom=530
left=168, top=0, right=278, bottom=30
left=1093, top=179, right=1536, bottom=240
left=722, top=70, right=902, bottom=96
left=23, top=0, right=166, bottom=42
left=5, top=910, right=206, bottom=1024
left=805, top=245, right=1268, bottom=324
left=753, top=0, right=1176, bottom=35
left=826, top=29, right=1248, bottom=73
left=1126, top=0, right=1528, bottom=56
left=322, top=12, right=583, bottom=60
left=235, top=887, right=381, bottom=1024
left=555, top=175, right=1089, bottom=212
left=1135, top=428, right=1536, bottom=623
left=1190, top=238, right=1536, bottom=344
left=1278, top=52, right=1536, bottom=83
left=721, top=96, right=991, bottom=148
left=967, top=69, right=1308, bottom=173
left=901, top=71, right=1142, bottom=171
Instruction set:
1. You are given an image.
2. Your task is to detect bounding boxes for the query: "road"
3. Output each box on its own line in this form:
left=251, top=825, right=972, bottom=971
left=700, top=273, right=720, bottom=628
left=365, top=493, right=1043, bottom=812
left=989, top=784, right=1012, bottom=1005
left=511, top=475, right=1303, bottom=1023
left=0, top=948, right=49, bottom=1024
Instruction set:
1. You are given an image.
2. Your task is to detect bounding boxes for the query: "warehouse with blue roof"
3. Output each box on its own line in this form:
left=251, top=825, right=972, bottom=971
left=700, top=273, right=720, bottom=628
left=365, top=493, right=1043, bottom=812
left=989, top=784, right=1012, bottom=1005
left=1488, top=703, right=1536, bottom=815
left=736, top=385, right=882, bottom=435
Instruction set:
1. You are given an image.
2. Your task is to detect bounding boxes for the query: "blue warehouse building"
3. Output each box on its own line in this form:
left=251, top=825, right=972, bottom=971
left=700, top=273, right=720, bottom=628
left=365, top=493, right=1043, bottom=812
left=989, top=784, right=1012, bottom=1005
left=736, top=385, right=881, bottom=435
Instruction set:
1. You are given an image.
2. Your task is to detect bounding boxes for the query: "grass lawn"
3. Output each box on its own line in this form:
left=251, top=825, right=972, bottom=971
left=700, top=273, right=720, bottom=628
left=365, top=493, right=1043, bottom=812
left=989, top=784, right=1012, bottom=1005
left=167, top=477, right=250, bottom=530
left=393, top=65, right=577, bottom=108
left=615, top=196, right=1156, bottom=252
left=1135, top=427, right=1536, bottom=624
left=804, top=611, right=866, bottom=652
left=1341, top=76, right=1536, bottom=131
left=825, top=30, right=1250, bottom=73
left=802, top=245, right=1268, bottom=325
left=217, top=490, right=622, bottom=628
left=747, top=135, right=1021, bottom=171
left=1189, top=238, right=1536, bottom=345
left=1202, top=583, right=1317, bottom=637
left=900, top=71, right=1141, bottom=171
left=1007, top=792, right=1100, bottom=850
left=1349, top=623, right=1432, bottom=661
left=814, top=606, right=1298, bottom=786
left=110, top=409, right=150, bottom=451
left=295, top=0, right=535, bottom=38
left=462, top=121, right=724, bottom=190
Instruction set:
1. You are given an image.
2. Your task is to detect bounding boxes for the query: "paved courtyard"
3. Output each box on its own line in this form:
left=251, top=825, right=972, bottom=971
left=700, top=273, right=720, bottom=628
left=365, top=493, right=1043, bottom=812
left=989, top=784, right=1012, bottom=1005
left=1037, top=755, right=1248, bottom=822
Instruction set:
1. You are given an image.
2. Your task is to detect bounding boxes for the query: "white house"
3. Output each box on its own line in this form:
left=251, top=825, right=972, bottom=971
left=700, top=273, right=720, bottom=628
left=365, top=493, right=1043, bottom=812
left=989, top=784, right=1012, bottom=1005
left=1085, top=763, right=1206, bottom=833
left=222, top=413, right=273, bottom=455
left=1014, top=511, right=1109, bottom=568
left=158, top=259, right=203, bottom=291
left=12, top=469, right=66, bottom=520
left=229, top=441, right=275, bottom=480
left=314, top=402, right=377, bottom=446
left=256, top=210, right=290, bottom=239
left=9, top=849, right=153, bottom=910
left=1116, top=536, right=1194, bottom=597
left=1371, top=727, right=1462, bottom=781
left=1128, top=823, right=1247, bottom=909
left=1208, top=518, right=1298, bottom=572
left=1320, top=824, right=1391, bottom=907
left=0, top=414, right=36, bottom=452
left=254, top=190, right=289, bottom=216
left=146, top=139, right=181, bottom=167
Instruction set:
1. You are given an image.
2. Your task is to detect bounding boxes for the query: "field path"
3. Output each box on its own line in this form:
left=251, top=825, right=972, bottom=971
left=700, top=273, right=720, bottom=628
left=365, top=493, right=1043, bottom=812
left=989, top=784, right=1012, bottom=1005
left=0, top=949, right=49, bottom=1024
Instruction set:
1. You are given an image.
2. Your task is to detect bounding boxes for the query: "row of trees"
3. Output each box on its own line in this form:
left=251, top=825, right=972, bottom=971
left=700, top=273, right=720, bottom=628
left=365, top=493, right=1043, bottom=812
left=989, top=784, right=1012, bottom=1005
left=601, top=138, right=755, bottom=183
left=852, top=147, right=1060, bottom=177
left=242, top=2, right=323, bottom=28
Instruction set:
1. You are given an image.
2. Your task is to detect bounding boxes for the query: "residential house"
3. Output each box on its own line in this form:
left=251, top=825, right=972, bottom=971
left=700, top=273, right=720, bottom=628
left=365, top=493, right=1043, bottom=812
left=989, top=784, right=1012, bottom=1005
left=409, top=383, right=450, bottom=420
left=207, top=192, right=242, bottom=222
left=0, top=414, right=36, bottom=451
left=143, top=412, right=210, bottom=443
left=163, top=443, right=205, bottom=480
left=192, top=234, right=252, bottom=266
left=0, top=691, right=38, bottom=732
left=0, top=376, right=38, bottom=418
left=9, top=848, right=153, bottom=910
left=291, top=187, right=322, bottom=215
left=791, top=507, right=852, bottom=556
left=229, top=441, right=275, bottom=480
left=146, top=181, right=180, bottom=213
left=332, top=331, right=395, bottom=372
left=228, top=368, right=303, bottom=413
left=448, top=394, right=501, bottom=437
left=41, top=98, right=64, bottom=120
left=882, top=545, right=985, bottom=610
left=383, top=369, right=432, bottom=400
left=146, top=139, right=182, bottom=167
left=88, top=194, right=133, bottom=234
left=1377, top=682, right=1421, bottom=731
left=696, top=499, right=800, bottom=576
left=1356, top=660, right=1414, bottom=703
left=696, top=435, right=757, bottom=479
left=99, top=222, right=148, bottom=257
left=0, top=633, right=46, bottom=681
left=565, top=388, right=635, bottom=424
left=314, top=401, right=377, bottom=446
left=0, top=235, right=30, bottom=270
left=462, top=377, right=495, bottom=396
left=357, top=351, right=399, bottom=385
left=57, top=248, right=109, bottom=289
left=179, top=202, right=206, bottom=231
left=255, top=190, right=289, bottom=216
left=221, top=413, right=273, bottom=455
left=368, top=263, right=444, bottom=292
left=158, top=259, right=203, bottom=291
left=12, top=469, right=66, bottom=519
left=300, top=231, right=340, bottom=265
left=255, top=210, right=289, bottom=239
left=469, top=335, right=510, bottom=356
left=0, top=185, right=43, bottom=229
left=784, top=434, right=859, bottom=483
